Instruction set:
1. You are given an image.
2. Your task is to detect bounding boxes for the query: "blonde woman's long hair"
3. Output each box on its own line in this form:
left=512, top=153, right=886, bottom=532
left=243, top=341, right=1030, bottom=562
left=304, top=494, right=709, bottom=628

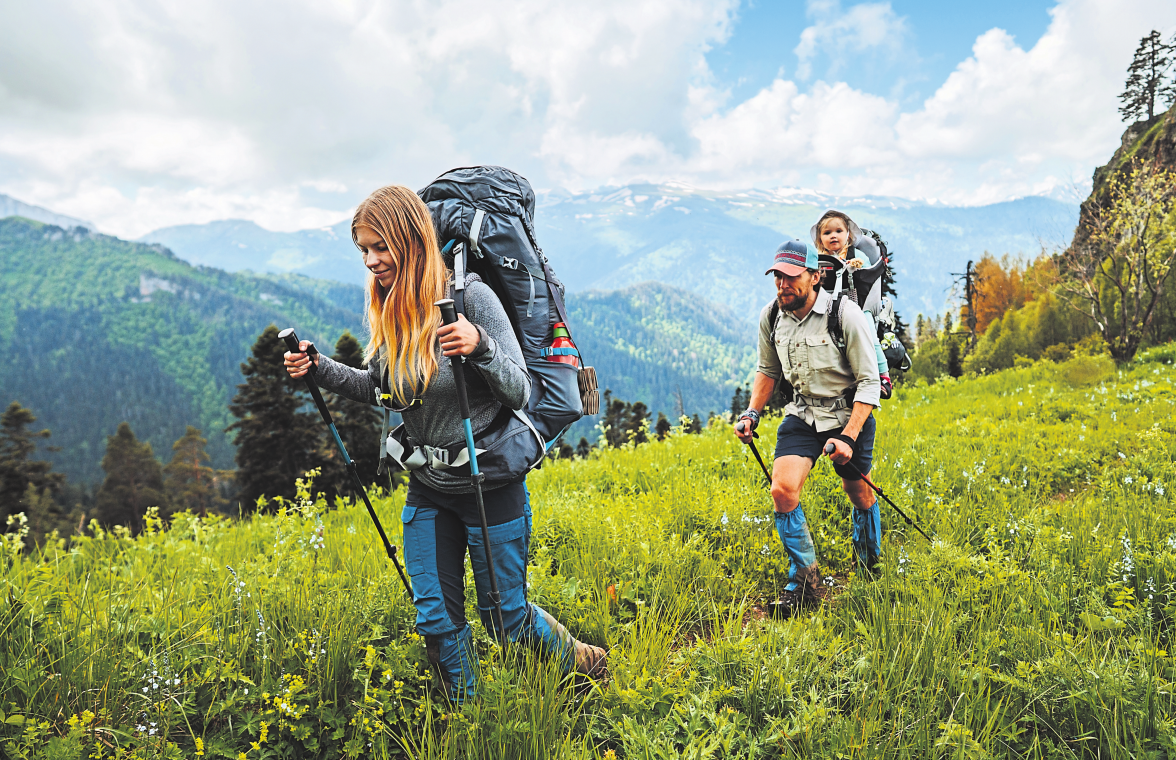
left=814, top=209, right=857, bottom=258
left=353, top=186, right=447, bottom=405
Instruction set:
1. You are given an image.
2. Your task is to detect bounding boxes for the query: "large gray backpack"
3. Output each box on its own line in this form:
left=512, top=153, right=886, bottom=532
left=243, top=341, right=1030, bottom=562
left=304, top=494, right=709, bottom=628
left=418, top=166, right=599, bottom=448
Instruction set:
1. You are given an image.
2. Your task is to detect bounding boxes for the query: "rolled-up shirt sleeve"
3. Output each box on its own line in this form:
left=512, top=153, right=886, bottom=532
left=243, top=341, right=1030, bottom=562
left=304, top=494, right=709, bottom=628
left=840, top=300, right=881, bottom=407
left=756, top=303, right=782, bottom=380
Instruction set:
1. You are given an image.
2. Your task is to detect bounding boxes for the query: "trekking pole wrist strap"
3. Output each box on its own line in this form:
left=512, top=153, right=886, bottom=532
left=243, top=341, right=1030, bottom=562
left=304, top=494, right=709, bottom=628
left=739, top=409, right=761, bottom=430
left=831, top=433, right=856, bottom=451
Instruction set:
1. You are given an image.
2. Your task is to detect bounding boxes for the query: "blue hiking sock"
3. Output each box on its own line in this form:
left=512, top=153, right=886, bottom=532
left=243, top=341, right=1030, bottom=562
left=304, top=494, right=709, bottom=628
left=775, top=506, right=819, bottom=592
left=852, top=500, right=882, bottom=572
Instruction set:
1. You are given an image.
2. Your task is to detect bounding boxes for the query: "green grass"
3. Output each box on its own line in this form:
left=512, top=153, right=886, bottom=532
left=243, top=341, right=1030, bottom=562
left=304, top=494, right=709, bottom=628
left=5, top=349, right=1176, bottom=758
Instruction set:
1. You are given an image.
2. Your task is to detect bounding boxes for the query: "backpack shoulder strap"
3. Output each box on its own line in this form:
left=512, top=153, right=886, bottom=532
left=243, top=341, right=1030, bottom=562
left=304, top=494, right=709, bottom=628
left=827, top=293, right=847, bottom=357
left=768, top=301, right=780, bottom=341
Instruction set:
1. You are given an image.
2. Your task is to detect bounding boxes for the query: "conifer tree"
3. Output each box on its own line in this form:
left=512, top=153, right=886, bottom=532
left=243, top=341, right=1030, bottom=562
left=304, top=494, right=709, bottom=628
left=164, top=426, right=222, bottom=516
left=601, top=390, right=631, bottom=448
left=625, top=401, right=650, bottom=444
left=654, top=412, right=671, bottom=440
left=24, top=484, right=76, bottom=548
left=729, top=386, right=748, bottom=418
left=320, top=330, right=382, bottom=499
left=228, top=325, right=320, bottom=509
left=575, top=437, right=593, bottom=458
left=0, top=401, right=64, bottom=527
left=95, top=422, right=167, bottom=533
left=1119, top=30, right=1175, bottom=123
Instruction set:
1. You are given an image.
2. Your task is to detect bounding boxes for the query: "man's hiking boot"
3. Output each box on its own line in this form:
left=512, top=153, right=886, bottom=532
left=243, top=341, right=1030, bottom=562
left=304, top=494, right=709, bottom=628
left=768, top=583, right=831, bottom=620
left=573, top=641, right=609, bottom=680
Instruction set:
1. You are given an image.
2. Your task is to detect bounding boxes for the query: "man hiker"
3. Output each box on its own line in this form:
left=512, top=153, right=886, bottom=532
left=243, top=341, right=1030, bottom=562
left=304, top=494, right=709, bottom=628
left=734, top=239, right=883, bottom=618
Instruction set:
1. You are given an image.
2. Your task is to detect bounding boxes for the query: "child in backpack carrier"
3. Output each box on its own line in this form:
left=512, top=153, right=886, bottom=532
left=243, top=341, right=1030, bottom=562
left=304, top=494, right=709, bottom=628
left=812, top=210, right=893, bottom=399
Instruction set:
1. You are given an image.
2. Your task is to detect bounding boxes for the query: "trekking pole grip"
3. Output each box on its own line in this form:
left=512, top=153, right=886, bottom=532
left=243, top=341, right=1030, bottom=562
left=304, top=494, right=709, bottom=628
left=436, top=298, right=458, bottom=327
left=278, top=328, right=318, bottom=360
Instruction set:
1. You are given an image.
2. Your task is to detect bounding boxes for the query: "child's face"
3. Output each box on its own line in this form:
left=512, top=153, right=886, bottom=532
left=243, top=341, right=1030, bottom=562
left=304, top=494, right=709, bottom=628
left=820, top=219, right=849, bottom=256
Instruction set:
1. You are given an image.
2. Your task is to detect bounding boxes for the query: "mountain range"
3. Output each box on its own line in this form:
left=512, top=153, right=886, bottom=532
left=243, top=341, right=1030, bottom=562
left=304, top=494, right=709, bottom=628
left=139, top=185, right=1080, bottom=321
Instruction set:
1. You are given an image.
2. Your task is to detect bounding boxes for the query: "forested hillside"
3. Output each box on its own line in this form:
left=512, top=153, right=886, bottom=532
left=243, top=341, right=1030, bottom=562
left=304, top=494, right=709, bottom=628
left=567, top=282, right=755, bottom=427
left=0, top=218, right=753, bottom=483
left=0, top=217, right=361, bottom=482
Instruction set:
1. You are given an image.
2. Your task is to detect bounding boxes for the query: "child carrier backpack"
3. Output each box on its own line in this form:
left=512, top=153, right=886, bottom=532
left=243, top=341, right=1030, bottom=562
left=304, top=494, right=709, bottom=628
left=418, top=166, right=600, bottom=449
left=817, top=231, right=911, bottom=373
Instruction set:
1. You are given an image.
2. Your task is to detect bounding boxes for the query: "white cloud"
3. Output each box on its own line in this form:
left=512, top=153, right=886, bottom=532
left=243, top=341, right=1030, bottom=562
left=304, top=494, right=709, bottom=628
left=794, top=1, right=910, bottom=80
left=0, top=0, right=1173, bottom=236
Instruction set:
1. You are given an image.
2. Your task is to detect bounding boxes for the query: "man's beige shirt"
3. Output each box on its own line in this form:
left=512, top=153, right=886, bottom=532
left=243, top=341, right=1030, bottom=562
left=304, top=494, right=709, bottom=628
left=756, top=288, right=881, bottom=432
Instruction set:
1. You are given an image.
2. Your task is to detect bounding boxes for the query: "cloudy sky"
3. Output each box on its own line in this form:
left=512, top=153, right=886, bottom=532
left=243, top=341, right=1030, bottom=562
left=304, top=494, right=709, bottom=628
left=1, top=0, right=1173, bottom=238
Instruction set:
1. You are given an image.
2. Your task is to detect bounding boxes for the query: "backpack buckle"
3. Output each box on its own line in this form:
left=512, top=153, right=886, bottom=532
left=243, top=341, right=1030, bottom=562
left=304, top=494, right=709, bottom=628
left=502, top=257, right=519, bottom=270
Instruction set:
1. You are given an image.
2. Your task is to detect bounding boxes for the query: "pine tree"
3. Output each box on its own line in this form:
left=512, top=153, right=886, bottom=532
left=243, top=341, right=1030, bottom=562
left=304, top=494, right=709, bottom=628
left=320, top=330, right=382, bottom=500
left=729, top=386, right=747, bottom=418
left=228, top=325, right=320, bottom=510
left=164, top=426, right=222, bottom=516
left=95, top=422, right=167, bottom=533
left=24, top=483, right=76, bottom=548
left=1120, top=30, right=1175, bottom=123
left=625, top=402, right=650, bottom=444
left=654, top=412, right=671, bottom=440
left=601, top=390, right=632, bottom=448
left=575, top=437, right=593, bottom=458
left=0, top=401, right=64, bottom=527
left=688, top=413, right=703, bottom=434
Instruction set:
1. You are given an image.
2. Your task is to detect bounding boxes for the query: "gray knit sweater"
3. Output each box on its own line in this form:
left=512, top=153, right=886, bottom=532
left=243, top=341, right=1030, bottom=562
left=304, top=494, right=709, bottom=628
left=311, top=278, right=530, bottom=493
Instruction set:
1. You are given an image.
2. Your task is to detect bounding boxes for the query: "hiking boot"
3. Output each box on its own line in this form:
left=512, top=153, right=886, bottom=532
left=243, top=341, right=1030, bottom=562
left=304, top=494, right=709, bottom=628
left=768, top=584, right=831, bottom=620
left=573, top=641, right=609, bottom=680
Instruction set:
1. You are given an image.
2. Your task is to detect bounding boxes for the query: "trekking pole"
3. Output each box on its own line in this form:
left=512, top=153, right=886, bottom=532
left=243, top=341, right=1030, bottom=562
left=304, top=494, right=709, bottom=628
left=735, top=421, right=772, bottom=486
left=435, top=299, right=507, bottom=641
left=822, top=442, right=932, bottom=542
left=278, top=329, right=414, bottom=599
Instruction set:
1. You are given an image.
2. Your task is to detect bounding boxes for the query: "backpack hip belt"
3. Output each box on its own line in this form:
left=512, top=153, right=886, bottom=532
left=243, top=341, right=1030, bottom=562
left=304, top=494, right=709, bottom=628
left=385, top=434, right=485, bottom=472
left=794, top=391, right=854, bottom=411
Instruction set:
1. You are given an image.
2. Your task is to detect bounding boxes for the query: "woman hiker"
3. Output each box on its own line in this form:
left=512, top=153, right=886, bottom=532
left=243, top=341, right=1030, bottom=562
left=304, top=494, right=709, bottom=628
left=811, top=209, right=892, bottom=399
left=284, top=185, right=606, bottom=702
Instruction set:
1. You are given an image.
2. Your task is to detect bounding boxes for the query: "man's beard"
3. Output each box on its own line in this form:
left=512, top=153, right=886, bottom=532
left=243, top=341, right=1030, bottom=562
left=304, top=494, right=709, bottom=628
left=777, top=286, right=811, bottom=311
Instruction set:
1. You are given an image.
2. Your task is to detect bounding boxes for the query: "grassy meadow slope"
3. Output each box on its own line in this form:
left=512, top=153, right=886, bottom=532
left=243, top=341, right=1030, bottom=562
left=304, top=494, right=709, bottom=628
left=4, top=347, right=1176, bottom=758
left=0, top=217, right=362, bottom=481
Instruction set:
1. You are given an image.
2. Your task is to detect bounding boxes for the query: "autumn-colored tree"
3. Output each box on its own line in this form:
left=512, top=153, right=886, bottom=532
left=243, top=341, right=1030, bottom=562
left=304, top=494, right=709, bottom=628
left=970, top=254, right=1028, bottom=335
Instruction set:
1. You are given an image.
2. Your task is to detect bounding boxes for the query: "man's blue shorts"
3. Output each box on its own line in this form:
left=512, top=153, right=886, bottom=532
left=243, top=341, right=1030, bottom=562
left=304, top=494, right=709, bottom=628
left=773, top=413, right=875, bottom=480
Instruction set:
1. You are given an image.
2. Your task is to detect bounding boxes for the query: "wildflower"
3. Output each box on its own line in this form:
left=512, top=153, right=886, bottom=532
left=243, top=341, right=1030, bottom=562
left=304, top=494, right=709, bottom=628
left=195, top=737, right=205, bottom=756
left=720, top=512, right=729, bottom=526
left=1124, top=476, right=1134, bottom=485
